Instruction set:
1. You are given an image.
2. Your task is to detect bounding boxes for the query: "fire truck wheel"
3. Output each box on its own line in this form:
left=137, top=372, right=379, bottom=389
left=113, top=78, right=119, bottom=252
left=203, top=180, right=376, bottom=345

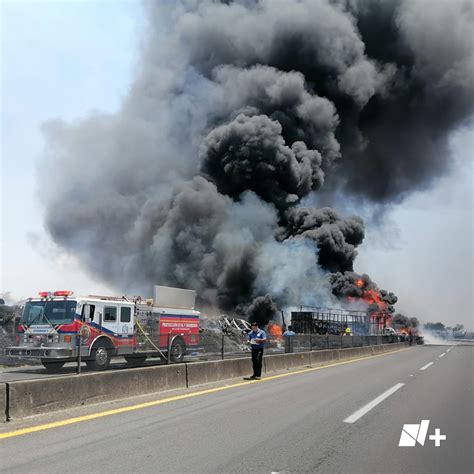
left=41, top=360, right=65, bottom=372
left=124, top=355, right=147, bottom=366
left=169, top=338, right=186, bottom=363
left=86, top=343, right=111, bottom=370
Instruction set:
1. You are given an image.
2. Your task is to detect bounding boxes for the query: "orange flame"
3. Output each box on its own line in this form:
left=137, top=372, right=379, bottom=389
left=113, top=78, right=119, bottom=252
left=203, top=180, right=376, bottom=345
left=267, top=322, right=283, bottom=340
left=347, top=289, right=388, bottom=311
left=361, top=288, right=388, bottom=312
left=347, top=285, right=391, bottom=330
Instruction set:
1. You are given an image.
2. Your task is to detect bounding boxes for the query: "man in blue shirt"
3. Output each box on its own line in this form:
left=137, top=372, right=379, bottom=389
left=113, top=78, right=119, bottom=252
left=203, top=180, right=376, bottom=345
left=247, top=321, right=267, bottom=380
left=283, top=325, right=296, bottom=353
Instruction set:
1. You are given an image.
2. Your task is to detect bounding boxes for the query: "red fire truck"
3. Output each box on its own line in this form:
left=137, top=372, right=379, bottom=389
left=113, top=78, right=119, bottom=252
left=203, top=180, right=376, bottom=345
left=7, top=286, right=200, bottom=371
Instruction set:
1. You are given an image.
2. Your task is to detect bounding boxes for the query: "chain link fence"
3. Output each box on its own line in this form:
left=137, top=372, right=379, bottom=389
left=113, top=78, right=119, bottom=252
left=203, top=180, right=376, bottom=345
left=0, top=315, right=27, bottom=366
left=195, top=332, right=405, bottom=360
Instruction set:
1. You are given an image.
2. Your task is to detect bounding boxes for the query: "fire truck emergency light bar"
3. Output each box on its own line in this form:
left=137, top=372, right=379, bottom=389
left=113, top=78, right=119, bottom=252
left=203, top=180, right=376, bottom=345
left=38, top=290, right=74, bottom=297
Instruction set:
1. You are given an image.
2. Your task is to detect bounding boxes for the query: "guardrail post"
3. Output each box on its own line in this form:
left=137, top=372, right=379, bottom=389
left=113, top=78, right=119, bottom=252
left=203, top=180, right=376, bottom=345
left=309, top=334, right=312, bottom=351
left=221, top=334, right=225, bottom=360
left=76, top=334, right=81, bottom=374
left=167, top=333, right=171, bottom=364
left=326, top=333, right=329, bottom=350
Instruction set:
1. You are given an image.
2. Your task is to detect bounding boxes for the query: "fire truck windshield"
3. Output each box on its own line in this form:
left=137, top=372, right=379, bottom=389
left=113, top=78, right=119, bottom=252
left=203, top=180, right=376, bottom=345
left=20, top=300, right=77, bottom=325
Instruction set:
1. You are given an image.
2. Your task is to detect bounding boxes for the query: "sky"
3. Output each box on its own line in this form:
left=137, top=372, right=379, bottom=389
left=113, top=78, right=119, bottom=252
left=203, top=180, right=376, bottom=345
left=1, top=0, right=140, bottom=300
left=1, top=1, right=473, bottom=329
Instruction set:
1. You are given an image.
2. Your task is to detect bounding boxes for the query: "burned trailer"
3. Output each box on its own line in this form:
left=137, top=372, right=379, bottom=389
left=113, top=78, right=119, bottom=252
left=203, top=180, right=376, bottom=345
left=291, top=307, right=389, bottom=336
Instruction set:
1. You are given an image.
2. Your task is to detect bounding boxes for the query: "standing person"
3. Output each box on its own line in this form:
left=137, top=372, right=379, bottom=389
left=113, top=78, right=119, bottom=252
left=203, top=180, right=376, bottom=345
left=246, top=322, right=266, bottom=380
left=283, top=325, right=296, bottom=353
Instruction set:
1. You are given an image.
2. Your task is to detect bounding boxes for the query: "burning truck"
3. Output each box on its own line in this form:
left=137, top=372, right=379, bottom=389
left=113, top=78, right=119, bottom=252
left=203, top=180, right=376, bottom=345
left=288, top=273, right=423, bottom=344
left=6, top=286, right=201, bottom=371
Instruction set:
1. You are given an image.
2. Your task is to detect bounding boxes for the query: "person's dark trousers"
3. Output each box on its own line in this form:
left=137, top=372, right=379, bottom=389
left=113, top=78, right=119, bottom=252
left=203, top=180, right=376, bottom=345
left=251, top=347, right=264, bottom=377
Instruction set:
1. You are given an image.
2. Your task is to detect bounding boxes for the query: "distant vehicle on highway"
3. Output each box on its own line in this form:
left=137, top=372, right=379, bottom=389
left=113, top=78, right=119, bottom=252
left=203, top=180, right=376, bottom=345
left=6, top=286, right=201, bottom=371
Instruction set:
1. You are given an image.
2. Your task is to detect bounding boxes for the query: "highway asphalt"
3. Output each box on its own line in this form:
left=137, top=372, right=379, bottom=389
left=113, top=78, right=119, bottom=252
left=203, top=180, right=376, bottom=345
left=0, top=345, right=472, bottom=473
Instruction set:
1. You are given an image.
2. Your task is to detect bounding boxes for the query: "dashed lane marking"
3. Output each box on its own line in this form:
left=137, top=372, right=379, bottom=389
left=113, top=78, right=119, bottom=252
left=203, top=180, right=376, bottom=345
left=343, top=383, right=405, bottom=424
left=420, top=362, right=434, bottom=371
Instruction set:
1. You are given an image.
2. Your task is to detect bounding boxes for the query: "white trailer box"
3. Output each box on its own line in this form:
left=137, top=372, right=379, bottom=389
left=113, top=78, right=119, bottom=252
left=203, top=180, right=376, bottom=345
left=153, top=285, right=196, bottom=310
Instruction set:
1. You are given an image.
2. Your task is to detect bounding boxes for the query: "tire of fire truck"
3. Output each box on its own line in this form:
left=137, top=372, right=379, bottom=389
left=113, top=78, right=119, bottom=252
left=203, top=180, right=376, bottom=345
left=169, top=337, right=186, bottom=363
left=86, top=340, right=112, bottom=371
left=124, top=355, right=147, bottom=366
left=41, top=360, right=65, bottom=372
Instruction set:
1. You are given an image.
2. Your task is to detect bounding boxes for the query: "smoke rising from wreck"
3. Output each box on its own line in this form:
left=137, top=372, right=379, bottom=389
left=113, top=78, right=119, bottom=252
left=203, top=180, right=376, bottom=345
left=329, top=271, right=398, bottom=313
left=392, top=313, right=419, bottom=329
left=40, top=1, right=473, bottom=325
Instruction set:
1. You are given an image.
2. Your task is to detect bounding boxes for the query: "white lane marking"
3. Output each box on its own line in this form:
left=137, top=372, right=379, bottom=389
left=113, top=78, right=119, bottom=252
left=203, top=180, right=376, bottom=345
left=344, top=383, right=405, bottom=424
left=439, top=353, right=446, bottom=358
left=410, top=374, right=414, bottom=377
left=420, top=362, right=433, bottom=370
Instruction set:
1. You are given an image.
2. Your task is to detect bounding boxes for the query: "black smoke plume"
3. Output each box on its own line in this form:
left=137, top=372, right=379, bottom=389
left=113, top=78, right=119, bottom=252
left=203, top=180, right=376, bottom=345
left=39, top=1, right=473, bottom=326
left=244, top=295, right=278, bottom=327
left=201, top=113, right=325, bottom=211
left=329, top=271, right=398, bottom=313
left=392, top=314, right=419, bottom=329
left=280, top=208, right=365, bottom=273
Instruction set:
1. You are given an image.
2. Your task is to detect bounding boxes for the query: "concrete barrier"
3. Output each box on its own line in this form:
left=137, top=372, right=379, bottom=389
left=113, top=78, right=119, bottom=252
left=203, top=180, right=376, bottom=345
left=286, top=352, right=311, bottom=368
left=0, top=384, right=6, bottom=422
left=359, top=346, right=374, bottom=357
left=345, top=347, right=363, bottom=358
left=310, top=349, right=339, bottom=365
left=186, top=358, right=252, bottom=387
left=338, top=347, right=364, bottom=360
left=264, top=352, right=311, bottom=373
left=262, top=353, right=288, bottom=372
left=372, top=345, right=385, bottom=354
left=373, top=342, right=408, bottom=355
left=386, top=342, right=409, bottom=351
left=8, top=364, right=186, bottom=420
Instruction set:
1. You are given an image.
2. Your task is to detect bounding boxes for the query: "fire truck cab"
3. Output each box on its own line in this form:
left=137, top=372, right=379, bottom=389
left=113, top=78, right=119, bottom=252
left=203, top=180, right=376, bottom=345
left=7, top=286, right=201, bottom=371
